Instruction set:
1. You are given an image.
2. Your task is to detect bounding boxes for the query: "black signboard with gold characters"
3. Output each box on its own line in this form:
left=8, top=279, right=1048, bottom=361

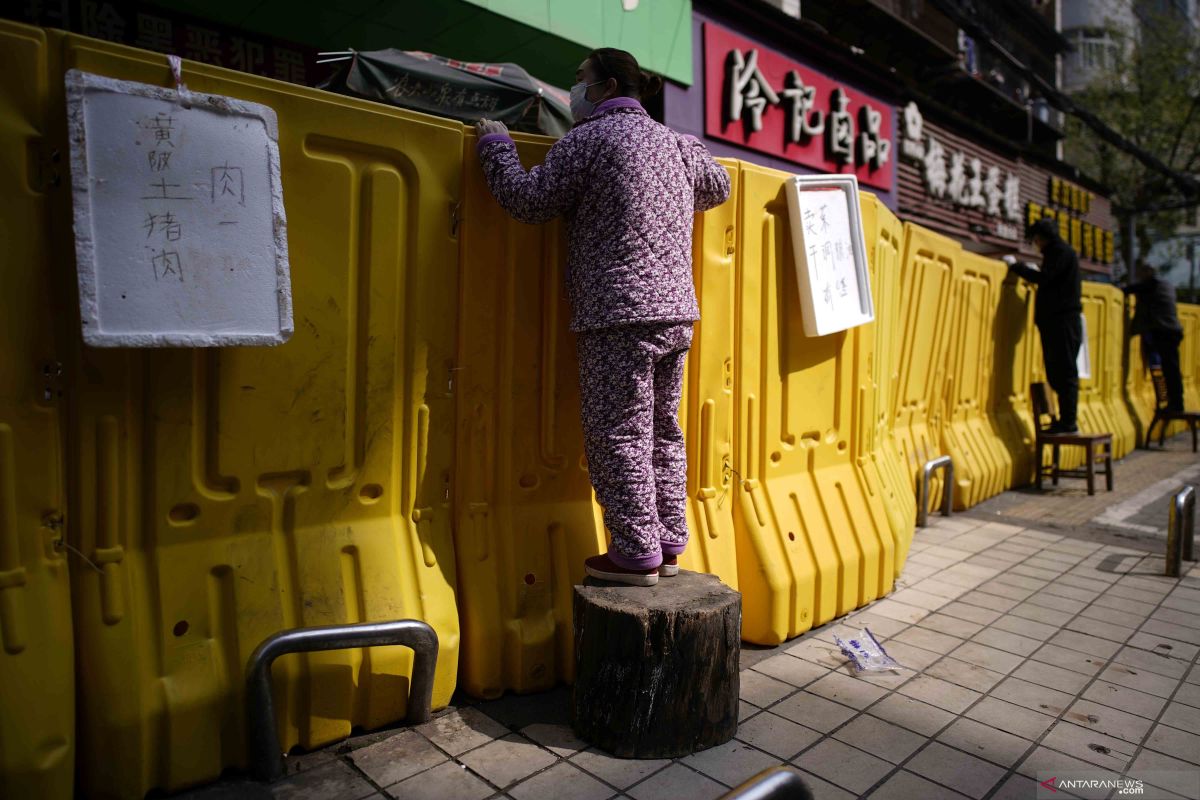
left=1026, top=176, right=1113, bottom=264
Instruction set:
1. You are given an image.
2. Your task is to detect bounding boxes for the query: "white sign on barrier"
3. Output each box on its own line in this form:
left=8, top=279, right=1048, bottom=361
left=66, top=69, right=293, bottom=347
left=1077, top=313, right=1091, bottom=380
left=785, top=174, right=874, bottom=336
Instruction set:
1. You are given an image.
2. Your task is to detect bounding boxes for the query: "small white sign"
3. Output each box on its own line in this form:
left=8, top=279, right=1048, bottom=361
left=67, top=69, right=293, bottom=347
left=785, top=174, right=874, bottom=336
left=1077, top=313, right=1091, bottom=380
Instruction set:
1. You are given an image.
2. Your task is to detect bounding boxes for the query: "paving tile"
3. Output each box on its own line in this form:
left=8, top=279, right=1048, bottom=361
left=740, top=669, right=796, bottom=709
left=1126, top=631, right=1200, bottom=663
left=1160, top=699, right=1200, bottom=732
left=348, top=731, right=449, bottom=789
left=792, top=769, right=857, bottom=800
left=1039, top=721, right=1137, bottom=771
left=1150, top=606, right=1200, bottom=631
left=806, top=671, right=888, bottom=710
left=682, top=740, right=781, bottom=788
left=893, top=626, right=963, bottom=655
left=1081, top=681, right=1168, bottom=720
left=831, top=715, right=925, bottom=764
left=993, top=572, right=1049, bottom=591
left=1092, top=593, right=1157, bottom=616
left=1078, top=604, right=1146, bottom=629
left=1040, top=583, right=1101, bottom=604
left=459, top=736, right=556, bottom=790
left=1025, top=593, right=1088, bottom=615
left=1016, top=744, right=1124, bottom=786
left=958, top=591, right=1021, bottom=613
left=971, top=627, right=1042, bottom=657
left=1104, top=584, right=1166, bottom=605
left=625, top=764, right=724, bottom=800
left=792, top=739, right=892, bottom=796
left=1144, top=724, right=1200, bottom=765
left=949, top=641, right=1024, bottom=674
left=520, top=724, right=587, bottom=758
left=1048, top=629, right=1122, bottom=660
left=975, top=581, right=1036, bottom=602
left=936, top=717, right=1031, bottom=768
left=1062, top=698, right=1153, bottom=745
left=417, top=707, right=510, bottom=757
left=865, top=770, right=970, bottom=800
left=569, top=748, right=671, bottom=791
left=734, top=712, right=821, bottom=760
left=1008, top=602, right=1074, bottom=627
left=1029, top=642, right=1106, bottom=677
left=1063, top=616, right=1136, bottom=644
left=939, top=601, right=1003, bottom=626
left=865, top=599, right=929, bottom=624
left=906, top=741, right=1005, bottom=799
left=1177, top=682, right=1200, bottom=708
left=771, top=691, right=857, bottom=733
left=1096, top=662, right=1178, bottom=698
left=988, top=773, right=1043, bottom=800
left=868, top=693, right=957, bottom=737
left=890, top=588, right=954, bottom=611
left=271, top=760, right=377, bottom=800
left=876, top=640, right=941, bottom=671
left=990, top=677, right=1075, bottom=717
left=386, top=762, right=496, bottom=800
left=1054, top=573, right=1111, bottom=593
left=925, top=657, right=1004, bottom=693
left=1127, top=748, right=1200, bottom=798
left=990, top=615, right=1059, bottom=642
left=739, top=701, right=757, bottom=723
left=897, top=675, right=981, bottom=714
left=751, top=654, right=828, bottom=689
left=910, top=577, right=970, bottom=600
left=918, top=613, right=985, bottom=639
left=509, top=762, right=612, bottom=800
left=784, top=637, right=851, bottom=669
left=1010, top=659, right=1090, bottom=694
left=837, top=613, right=911, bottom=638
left=963, top=697, right=1055, bottom=741
left=1141, top=619, right=1200, bottom=647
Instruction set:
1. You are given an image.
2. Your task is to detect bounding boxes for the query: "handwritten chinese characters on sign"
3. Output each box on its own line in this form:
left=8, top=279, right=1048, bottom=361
left=704, top=23, right=894, bottom=191
left=66, top=70, right=292, bottom=347
left=785, top=176, right=875, bottom=336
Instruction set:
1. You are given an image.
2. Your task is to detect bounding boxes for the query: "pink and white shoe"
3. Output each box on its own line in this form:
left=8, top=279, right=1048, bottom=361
left=584, top=553, right=659, bottom=586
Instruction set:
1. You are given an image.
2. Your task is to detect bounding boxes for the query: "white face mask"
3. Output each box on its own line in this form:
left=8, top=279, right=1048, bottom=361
left=570, top=80, right=605, bottom=122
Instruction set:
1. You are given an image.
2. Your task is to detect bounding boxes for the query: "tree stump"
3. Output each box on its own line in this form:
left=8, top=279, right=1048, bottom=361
left=572, top=570, right=740, bottom=758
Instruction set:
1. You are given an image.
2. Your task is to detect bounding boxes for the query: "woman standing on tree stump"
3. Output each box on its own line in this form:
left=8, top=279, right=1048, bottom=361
left=475, top=48, right=730, bottom=586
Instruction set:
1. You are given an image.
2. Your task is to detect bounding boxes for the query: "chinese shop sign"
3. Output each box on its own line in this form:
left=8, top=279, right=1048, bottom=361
left=1027, top=176, right=1113, bottom=264
left=900, top=102, right=1023, bottom=238
left=703, top=23, right=895, bottom=191
left=67, top=71, right=292, bottom=347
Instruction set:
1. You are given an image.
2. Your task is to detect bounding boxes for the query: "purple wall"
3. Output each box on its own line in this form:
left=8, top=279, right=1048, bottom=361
left=665, top=10, right=899, bottom=211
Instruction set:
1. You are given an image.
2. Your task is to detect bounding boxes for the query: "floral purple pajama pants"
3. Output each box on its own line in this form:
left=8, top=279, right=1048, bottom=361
left=575, top=321, right=694, bottom=570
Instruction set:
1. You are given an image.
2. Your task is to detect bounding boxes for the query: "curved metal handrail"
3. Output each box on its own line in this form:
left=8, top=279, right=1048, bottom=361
left=917, top=455, right=955, bottom=527
left=719, top=766, right=815, bottom=800
left=1166, top=485, right=1196, bottom=578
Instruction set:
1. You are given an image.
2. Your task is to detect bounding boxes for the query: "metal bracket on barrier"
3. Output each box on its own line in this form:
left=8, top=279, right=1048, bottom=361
left=718, top=766, right=815, bottom=800
left=247, top=619, right=439, bottom=783
left=1166, top=485, right=1196, bottom=578
left=917, top=455, right=954, bottom=528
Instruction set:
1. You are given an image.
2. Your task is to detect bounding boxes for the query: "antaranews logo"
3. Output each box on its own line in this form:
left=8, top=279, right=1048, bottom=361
left=1040, top=776, right=1057, bottom=793
left=1037, top=773, right=1147, bottom=796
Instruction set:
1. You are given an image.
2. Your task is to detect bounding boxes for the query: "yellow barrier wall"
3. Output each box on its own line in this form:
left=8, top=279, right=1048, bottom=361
left=731, top=163, right=894, bottom=645
left=942, top=253, right=1009, bottom=509
left=1180, top=304, right=1200, bottom=413
left=859, top=195, right=916, bottom=570
left=0, top=21, right=75, bottom=800
left=1097, top=285, right=1137, bottom=458
left=991, top=276, right=1038, bottom=486
left=49, top=32, right=461, bottom=797
left=893, top=225, right=958, bottom=507
left=1124, top=297, right=1157, bottom=440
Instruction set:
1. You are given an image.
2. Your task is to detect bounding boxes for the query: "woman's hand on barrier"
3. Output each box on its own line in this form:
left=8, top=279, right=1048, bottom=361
left=475, top=119, right=509, bottom=138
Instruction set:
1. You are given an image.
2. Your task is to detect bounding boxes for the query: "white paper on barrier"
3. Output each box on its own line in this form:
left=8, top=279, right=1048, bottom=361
left=1077, top=313, right=1091, bottom=380
left=67, top=69, right=293, bottom=347
left=785, top=174, right=874, bottom=336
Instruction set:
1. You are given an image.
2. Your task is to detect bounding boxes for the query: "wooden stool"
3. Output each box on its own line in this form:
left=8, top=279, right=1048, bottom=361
left=1031, top=383, right=1113, bottom=496
left=572, top=570, right=740, bottom=758
left=1145, top=365, right=1200, bottom=452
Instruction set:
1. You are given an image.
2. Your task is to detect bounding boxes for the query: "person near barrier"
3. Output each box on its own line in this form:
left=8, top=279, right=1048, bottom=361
left=1124, top=259, right=1185, bottom=411
left=1003, top=218, right=1084, bottom=434
left=474, top=48, right=731, bottom=586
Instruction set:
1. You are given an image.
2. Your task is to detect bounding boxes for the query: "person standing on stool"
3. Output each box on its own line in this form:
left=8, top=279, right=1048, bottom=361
left=1004, top=218, right=1084, bottom=434
left=474, top=48, right=731, bottom=586
left=1124, top=259, right=1185, bottom=412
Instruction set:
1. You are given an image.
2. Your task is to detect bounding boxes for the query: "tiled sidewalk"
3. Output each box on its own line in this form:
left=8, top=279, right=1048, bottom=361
left=184, top=460, right=1200, bottom=800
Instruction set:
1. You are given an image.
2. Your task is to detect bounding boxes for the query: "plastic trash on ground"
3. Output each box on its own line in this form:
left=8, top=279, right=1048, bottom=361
left=833, top=628, right=902, bottom=672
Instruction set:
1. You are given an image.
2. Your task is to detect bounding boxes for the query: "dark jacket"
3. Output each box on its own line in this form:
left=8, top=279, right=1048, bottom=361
left=1010, top=236, right=1082, bottom=326
left=1124, top=274, right=1183, bottom=336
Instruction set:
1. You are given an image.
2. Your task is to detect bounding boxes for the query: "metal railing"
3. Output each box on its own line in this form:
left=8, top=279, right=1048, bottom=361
left=719, top=766, right=815, bottom=800
left=1166, top=485, right=1196, bottom=578
left=917, top=455, right=954, bottom=528
left=246, top=619, right=439, bottom=782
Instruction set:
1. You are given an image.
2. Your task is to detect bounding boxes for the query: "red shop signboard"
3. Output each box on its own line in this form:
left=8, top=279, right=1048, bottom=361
left=703, top=23, right=895, bottom=191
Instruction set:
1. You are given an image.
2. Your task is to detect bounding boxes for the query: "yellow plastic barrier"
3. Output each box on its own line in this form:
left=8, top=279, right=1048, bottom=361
left=731, top=163, right=894, bottom=645
left=1097, top=285, right=1137, bottom=458
left=858, top=194, right=916, bottom=571
left=1124, top=296, right=1157, bottom=439
left=0, top=21, right=75, bottom=800
left=894, top=224, right=958, bottom=509
left=942, top=252, right=1009, bottom=509
left=49, top=31, right=461, bottom=797
left=991, top=275, right=1038, bottom=486
left=1180, top=303, right=1200, bottom=413
left=1079, top=285, right=1119, bottom=446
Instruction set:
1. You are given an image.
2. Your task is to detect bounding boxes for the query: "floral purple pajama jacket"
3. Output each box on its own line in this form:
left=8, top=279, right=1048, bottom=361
left=478, top=97, right=731, bottom=569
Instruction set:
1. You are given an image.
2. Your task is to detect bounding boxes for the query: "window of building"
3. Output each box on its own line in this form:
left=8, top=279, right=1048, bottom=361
left=1067, top=29, right=1119, bottom=71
